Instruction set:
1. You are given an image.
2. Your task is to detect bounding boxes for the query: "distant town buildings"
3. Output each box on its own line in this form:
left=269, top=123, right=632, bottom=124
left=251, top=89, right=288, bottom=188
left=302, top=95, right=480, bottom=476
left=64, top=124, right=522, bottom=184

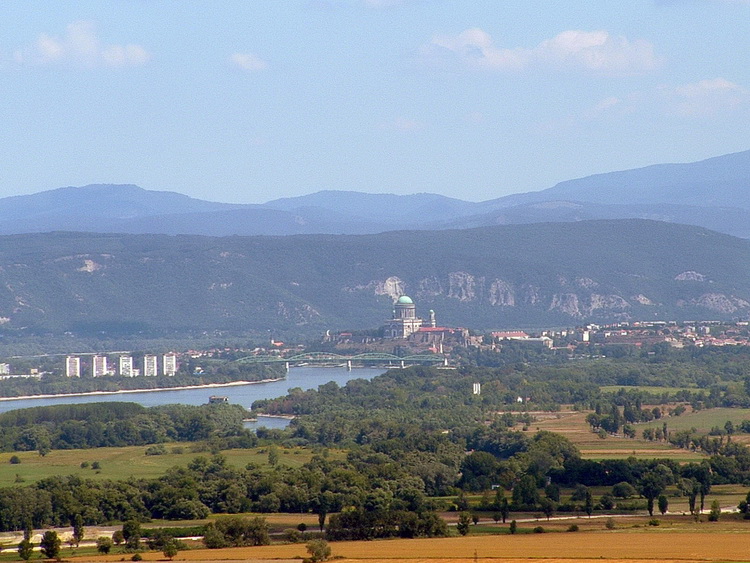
left=0, top=363, right=10, bottom=376
left=63, top=353, right=179, bottom=377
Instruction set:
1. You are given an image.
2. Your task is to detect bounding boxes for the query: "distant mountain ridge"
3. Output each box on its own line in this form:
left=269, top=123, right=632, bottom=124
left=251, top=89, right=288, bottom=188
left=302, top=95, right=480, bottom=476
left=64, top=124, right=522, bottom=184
left=0, top=220, right=750, bottom=337
left=2, top=148, right=749, bottom=237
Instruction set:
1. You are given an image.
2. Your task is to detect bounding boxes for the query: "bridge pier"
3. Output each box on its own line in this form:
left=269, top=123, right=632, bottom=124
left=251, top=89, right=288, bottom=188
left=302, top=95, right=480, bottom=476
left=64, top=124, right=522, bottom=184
left=285, top=362, right=290, bottom=372
left=347, top=360, right=351, bottom=371
left=401, top=360, right=405, bottom=368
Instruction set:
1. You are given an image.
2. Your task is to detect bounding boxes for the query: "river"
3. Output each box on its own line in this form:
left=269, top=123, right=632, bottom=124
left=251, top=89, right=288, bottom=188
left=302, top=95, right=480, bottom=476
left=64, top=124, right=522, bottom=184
left=0, top=367, right=386, bottom=429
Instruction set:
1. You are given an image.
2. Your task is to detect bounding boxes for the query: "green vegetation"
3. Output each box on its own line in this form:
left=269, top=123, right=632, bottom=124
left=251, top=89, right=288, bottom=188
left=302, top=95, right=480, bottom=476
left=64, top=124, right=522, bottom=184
left=0, top=402, right=257, bottom=453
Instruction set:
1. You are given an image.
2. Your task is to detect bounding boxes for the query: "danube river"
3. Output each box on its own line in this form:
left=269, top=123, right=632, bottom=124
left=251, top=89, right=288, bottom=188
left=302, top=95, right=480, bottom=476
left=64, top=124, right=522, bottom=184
left=0, top=367, right=386, bottom=428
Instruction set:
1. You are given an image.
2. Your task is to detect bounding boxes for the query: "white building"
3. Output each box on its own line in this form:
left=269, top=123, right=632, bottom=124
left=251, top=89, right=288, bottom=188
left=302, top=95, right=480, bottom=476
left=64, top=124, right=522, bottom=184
left=143, top=354, right=158, bottom=377
left=65, top=356, right=81, bottom=378
left=92, top=355, right=108, bottom=377
left=119, top=356, right=134, bottom=377
left=0, top=363, right=10, bottom=375
left=163, top=353, right=177, bottom=376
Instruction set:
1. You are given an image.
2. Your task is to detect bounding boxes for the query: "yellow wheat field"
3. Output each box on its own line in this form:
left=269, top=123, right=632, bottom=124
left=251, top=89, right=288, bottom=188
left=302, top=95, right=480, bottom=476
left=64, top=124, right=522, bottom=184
left=78, top=530, right=750, bottom=562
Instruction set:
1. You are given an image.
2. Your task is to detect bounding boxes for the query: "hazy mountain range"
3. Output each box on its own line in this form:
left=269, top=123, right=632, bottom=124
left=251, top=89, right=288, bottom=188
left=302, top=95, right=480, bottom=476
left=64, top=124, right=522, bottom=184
left=1, top=220, right=750, bottom=337
left=3, top=149, right=750, bottom=238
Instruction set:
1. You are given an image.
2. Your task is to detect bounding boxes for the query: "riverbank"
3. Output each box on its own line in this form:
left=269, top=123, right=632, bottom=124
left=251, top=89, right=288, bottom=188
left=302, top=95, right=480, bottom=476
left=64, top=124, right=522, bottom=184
left=0, top=378, right=286, bottom=403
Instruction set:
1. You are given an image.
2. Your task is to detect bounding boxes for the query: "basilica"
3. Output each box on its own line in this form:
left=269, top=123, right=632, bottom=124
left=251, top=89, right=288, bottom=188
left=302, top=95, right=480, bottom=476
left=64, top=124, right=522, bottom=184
left=383, top=295, right=436, bottom=338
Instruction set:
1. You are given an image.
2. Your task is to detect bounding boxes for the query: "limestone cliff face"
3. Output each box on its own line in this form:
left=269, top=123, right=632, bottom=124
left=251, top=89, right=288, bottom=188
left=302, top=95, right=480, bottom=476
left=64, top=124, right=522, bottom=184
left=689, top=293, right=750, bottom=314
left=447, top=272, right=478, bottom=301
left=488, top=279, right=515, bottom=306
left=352, top=270, right=750, bottom=322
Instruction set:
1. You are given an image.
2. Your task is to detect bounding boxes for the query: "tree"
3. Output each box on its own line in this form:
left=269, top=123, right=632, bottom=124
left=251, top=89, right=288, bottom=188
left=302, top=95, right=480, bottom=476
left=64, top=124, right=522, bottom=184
left=268, top=445, right=279, bottom=466
left=72, top=514, right=85, bottom=547
left=40, top=530, right=61, bottom=560
left=456, top=512, right=471, bottom=536
left=213, top=516, right=270, bottom=547
left=584, top=489, right=594, bottom=518
left=500, top=497, right=510, bottom=523
left=96, top=537, right=113, bottom=554
left=658, top=494, right=669, bottom=515
left=509, top=520, right=517, bottom=534
left=639, top=465, right=672, bottom=516
left=202, top=524, right=227, bottom=549
left=18, top=539, right=33, bottom=561
left=540, top=497, right=556, bottom=521
left=162, top=539, right=179, bottom=560
left=122, top=519, right=141, bottom=550
left=112, top=530, right=125, bottom=546
left=306, top=539, right=332, bottom=562
left=709, top=500, right=721, bottom=522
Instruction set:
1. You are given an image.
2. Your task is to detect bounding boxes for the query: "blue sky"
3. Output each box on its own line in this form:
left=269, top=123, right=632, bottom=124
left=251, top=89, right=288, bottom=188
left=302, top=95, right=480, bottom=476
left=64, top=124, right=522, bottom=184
left=1, top=0, right=749, bottom=203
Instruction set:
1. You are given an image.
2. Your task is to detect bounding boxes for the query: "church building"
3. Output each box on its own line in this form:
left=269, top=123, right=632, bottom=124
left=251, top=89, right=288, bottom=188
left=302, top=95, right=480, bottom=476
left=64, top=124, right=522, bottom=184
left=384, top=295, right=434, bottom=338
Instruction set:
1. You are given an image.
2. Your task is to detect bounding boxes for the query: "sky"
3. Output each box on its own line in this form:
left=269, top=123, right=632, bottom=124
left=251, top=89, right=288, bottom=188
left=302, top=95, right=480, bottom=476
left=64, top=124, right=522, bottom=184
left=1, top=0, right=749, bottom=204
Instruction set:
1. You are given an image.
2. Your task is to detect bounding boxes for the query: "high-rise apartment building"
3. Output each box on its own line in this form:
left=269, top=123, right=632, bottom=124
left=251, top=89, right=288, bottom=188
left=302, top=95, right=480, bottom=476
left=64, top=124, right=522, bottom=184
left=92, top=355, right=108, bottom=377
left=119, top=356, right=133, bottom=377
left=163, top=353, right=177, bottom=376
left=65, top=356, right=81, bottom=378
left=143, top=354, right=158, bottom=377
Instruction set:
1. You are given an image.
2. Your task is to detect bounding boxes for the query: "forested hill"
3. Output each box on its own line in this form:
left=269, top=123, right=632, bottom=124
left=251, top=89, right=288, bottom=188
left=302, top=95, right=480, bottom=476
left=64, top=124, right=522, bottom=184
left=1, top=219, right=750, bottom=336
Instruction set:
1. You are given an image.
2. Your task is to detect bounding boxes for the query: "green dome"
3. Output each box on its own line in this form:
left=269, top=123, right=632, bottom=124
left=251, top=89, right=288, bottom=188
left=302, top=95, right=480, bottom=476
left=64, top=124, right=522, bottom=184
left=396, top=295, right=414, bottom=305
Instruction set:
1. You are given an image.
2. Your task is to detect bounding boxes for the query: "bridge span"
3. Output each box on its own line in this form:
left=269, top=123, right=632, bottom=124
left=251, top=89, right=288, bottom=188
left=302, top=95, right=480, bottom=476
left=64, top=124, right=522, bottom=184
left=235, top=351, right=446, bottom=370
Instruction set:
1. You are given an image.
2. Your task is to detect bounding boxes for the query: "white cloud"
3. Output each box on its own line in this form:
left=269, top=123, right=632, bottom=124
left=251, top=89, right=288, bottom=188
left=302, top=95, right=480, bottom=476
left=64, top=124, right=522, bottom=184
left=12, top=21, right=149, bottom=68
left=230, top=52, right=268, bottom=72
left=421, top=28, right=661, bottom=75
left=669, top=77, right=747, bottom=116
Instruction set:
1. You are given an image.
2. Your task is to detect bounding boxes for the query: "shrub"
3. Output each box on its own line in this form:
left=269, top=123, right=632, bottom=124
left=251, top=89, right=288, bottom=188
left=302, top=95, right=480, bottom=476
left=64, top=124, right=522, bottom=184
left=567, top=524, right=579, bottom=532
left=648, top=518, right=660, bottom=526
left=96, top=537, right=113, bottom=554
left=283, top=529, right=302, bottom=543
left=306, top=539, right=332, bottom=562
left=605, top=518, right=616, bottom=530
left=131, top=553, right=142, bottom=561
left=145, top=444, right=167, bottom=456
left=533, top=526, right=545, bottom=533
left=9, top=455, right=20, bottom=464
left=612, top=481, right=637, bottom=499
left=509, top=520, right=517, bottom=534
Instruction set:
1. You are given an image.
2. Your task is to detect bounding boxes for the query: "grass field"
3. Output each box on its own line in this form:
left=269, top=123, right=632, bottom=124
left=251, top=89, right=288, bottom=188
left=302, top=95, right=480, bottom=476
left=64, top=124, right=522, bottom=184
left=641, top=407, right=750, bottom=434
left=0, top=444, right=340, bottom=487
left=531, top=411, right=705, bottom=461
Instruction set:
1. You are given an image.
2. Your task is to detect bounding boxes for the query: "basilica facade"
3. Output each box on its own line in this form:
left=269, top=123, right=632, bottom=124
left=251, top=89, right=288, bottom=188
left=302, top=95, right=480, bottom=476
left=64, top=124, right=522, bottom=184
left=384, top=295, right=436, bottom=338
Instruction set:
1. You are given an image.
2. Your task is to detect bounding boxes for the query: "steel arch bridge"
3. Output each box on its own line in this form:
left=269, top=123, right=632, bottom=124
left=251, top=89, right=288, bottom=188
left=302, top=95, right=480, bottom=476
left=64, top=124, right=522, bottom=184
left=235, top=351, right=445, bottom=366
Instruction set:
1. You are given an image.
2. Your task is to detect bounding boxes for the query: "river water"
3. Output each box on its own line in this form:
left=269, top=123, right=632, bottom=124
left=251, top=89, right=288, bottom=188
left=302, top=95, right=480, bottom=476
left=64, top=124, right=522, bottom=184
left=0, top=367, right=386, bottom=429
